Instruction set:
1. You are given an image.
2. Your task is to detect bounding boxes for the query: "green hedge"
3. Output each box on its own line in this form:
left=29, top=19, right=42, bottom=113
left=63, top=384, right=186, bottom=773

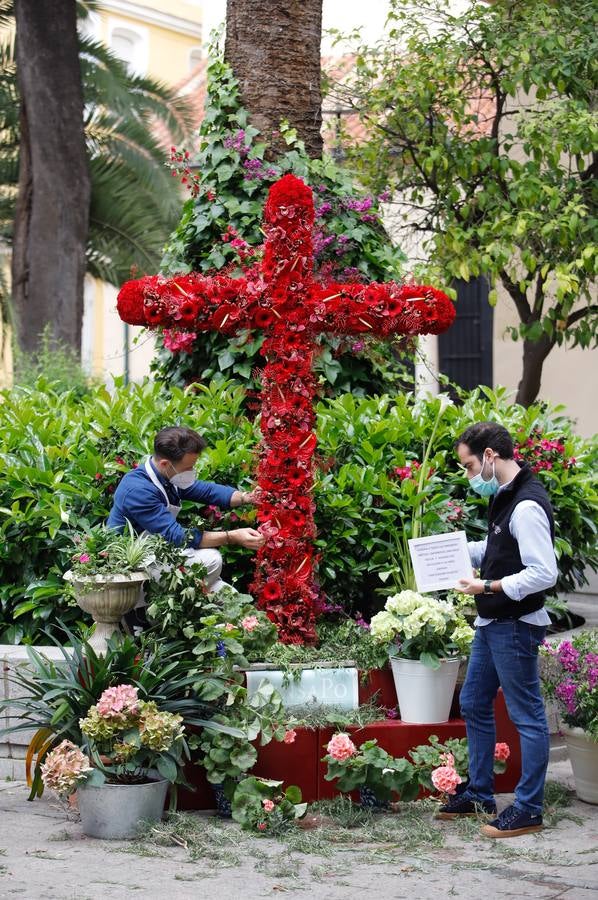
left=1, top=378, right=596, bottom=643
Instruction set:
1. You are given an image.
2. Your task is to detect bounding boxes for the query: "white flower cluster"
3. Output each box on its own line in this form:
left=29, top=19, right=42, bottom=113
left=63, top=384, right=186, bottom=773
left=370, top=590, right=474, bottom=652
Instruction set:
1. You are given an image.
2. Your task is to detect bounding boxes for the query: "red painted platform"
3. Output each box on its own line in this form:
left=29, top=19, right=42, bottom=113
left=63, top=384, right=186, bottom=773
left=177, top=687, right=521, bottom=809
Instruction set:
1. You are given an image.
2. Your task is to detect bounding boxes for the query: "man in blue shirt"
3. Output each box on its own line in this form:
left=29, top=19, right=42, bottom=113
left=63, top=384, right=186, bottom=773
left=438, top=421, right=556, bottom=838
left=107, top=425, right=264, bottom=593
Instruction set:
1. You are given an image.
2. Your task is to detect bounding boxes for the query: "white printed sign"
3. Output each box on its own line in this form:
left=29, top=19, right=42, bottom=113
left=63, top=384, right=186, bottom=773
left=408, top=531, right=473, bottom=593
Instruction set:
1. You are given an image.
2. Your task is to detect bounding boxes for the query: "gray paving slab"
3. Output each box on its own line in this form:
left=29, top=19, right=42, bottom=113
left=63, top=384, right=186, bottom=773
left=0, top=758, right=596, bottom=900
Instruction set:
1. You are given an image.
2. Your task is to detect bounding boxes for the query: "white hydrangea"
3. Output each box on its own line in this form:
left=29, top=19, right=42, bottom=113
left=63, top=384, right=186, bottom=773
left=451, top=621, right=475, bottom=650
left=386, top=590, right=426, bottom=616
left=370, top=610, right=400, bottom=643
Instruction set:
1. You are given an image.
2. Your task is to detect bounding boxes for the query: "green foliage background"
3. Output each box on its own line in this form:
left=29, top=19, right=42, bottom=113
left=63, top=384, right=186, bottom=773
left=1, top=378, right=595, bottom=644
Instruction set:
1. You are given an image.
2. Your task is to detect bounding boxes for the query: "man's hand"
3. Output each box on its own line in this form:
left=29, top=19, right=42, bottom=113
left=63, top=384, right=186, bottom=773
left=228, top=528, right=265, bottom=550
left=457, top=577, right=486, bottom=595
left=230, top=487, right=261, bottom=508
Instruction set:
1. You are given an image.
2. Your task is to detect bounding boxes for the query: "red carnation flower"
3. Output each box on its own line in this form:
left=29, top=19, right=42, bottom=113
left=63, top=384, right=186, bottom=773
left=117, top=278, right=149, bottom=325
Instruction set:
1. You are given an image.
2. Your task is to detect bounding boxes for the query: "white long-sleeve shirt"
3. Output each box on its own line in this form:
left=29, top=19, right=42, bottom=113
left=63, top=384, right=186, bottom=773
left=468, top=498, right=556, bottom=627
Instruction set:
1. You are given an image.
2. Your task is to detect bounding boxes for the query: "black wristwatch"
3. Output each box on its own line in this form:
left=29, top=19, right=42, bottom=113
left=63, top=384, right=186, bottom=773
left=483, top=579, right=493, bottom=594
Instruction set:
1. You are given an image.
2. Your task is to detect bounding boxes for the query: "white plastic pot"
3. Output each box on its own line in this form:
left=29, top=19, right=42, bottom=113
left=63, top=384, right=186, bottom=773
left=390, top=655, right=461, bottom=724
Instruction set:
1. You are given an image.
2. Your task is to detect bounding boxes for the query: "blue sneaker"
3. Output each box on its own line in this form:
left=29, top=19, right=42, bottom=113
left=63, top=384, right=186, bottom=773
left=481, top=804, right=543, bottom=838
left=436, top=789, right=497, bottom=820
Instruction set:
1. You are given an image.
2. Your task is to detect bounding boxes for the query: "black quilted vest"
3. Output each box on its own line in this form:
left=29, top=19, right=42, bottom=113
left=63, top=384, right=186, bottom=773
left=476, top=464, right=555, bottom=619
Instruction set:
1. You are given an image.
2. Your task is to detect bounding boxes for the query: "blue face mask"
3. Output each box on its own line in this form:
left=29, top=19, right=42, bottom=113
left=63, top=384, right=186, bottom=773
left=469, top=457, right=499, bottom=497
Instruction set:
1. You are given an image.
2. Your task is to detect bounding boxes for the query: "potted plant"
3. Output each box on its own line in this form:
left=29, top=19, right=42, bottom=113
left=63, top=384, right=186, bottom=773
left=0, top=631, right=236, bottom=807
left=231, top=776, right=307, bottom=833
left=369, top=590, right=474, bottom=723
left=322, top=732, right=510, bottom=810
left=322, top=733, right=419, bottom=809
left=409, top=734, right=510, bottom=796
left=63, top=523, right=158, bottom=653
left=191, top=679, right=291, bottom=816
left=40, top=684, right=186, bottom=839
left=541, top=632, right=598, bottom=804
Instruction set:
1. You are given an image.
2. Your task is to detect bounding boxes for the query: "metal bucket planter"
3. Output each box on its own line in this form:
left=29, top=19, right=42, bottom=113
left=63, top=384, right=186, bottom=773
left=63, top=571, right=147, bottom=654
left=78, top=774, right=169, bottom=839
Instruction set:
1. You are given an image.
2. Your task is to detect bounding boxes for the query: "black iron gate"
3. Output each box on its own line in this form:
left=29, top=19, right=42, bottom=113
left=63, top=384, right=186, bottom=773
left=438, top=277, right=493, bottom=391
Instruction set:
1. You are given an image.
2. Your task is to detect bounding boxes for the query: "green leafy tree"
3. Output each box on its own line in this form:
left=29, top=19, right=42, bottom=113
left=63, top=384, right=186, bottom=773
left=335, top=0, right=597, bottom=405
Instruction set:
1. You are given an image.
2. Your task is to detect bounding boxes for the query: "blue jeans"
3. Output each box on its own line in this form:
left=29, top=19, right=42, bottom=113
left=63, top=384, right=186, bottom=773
left=459, top=620, right=549, bottom=815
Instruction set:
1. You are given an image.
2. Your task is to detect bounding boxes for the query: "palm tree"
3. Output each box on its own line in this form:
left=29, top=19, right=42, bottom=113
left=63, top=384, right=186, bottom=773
left=0, top=0, right=193, bottom=354
left=224, top=0, right=323, bottom=158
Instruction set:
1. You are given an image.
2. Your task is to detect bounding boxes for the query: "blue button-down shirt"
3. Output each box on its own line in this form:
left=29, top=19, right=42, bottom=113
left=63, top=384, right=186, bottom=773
left=107, top=459, right=235, bottom=548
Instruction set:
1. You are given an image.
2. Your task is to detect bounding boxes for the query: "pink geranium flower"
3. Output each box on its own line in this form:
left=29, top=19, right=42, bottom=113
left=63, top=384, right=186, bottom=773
left=431, top=765, right=462, bottom=795
left=326, top=733, right=357, bottom=761
left=440, top=752, right=455, bottom=767
left=241, top=615, right=259, bottom=632
left=283, top=729, right=296, bottom=745
left=262, top=799, right=275, bottom=812
left=494, top=742, right=510, bottom=762
left=78, top=553, right=91, bottom=563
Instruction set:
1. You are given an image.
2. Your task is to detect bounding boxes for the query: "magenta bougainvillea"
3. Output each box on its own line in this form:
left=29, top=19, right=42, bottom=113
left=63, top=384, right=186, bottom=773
left=116, top=175, right=455, bottom=642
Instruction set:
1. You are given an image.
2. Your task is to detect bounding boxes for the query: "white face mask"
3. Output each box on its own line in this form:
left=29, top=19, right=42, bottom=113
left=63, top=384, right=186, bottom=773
left=168, top=463, right=196, bottom=490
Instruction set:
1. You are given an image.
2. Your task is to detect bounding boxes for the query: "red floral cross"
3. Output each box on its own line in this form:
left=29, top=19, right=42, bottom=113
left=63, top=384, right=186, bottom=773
left=117, top=175, right=455, bottom=643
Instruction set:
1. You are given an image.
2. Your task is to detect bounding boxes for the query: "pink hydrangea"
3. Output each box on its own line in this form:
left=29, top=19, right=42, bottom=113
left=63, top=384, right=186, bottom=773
left=431, top=765, right=462, bottom=795
left=494, top=742, right=510, bottom=762
left=41, top=740, right=92, bottom=796
left=283, top=729, right=296, bottom=745
left=262, top=799, right=275, bottom=812
left=326, top=733, right=357, bottom=761
left=241, top=615, right=259, bottom=632
left=97, top=684, right=139, bottom=720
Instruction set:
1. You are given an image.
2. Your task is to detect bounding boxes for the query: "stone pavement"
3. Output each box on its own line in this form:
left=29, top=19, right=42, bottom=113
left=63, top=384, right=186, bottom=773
left=0, top=758, right=596, bottom=900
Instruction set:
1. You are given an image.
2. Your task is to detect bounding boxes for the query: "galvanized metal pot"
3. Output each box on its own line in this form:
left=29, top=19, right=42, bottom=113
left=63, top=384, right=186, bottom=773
left=77, top=775, right=168, bottom=839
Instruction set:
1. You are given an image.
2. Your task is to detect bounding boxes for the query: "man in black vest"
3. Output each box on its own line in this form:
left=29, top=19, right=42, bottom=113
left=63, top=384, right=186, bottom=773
left=437, top=422, right=556, bottom=837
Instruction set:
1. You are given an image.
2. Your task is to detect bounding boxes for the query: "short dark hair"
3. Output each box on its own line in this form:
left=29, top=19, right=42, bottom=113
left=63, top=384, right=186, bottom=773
left=154, top=426, right=207, bottom=461
left=455, top=421, right=514, bottom=461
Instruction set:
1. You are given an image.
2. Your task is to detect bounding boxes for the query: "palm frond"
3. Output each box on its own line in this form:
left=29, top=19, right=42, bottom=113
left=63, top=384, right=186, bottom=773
left=87, top=157, right=179, bottom=284
left=84, top=109, right=179, bottom=210
left=0, top=0, right=12, bottom=29
left=78, top=34, right=194, bottom=141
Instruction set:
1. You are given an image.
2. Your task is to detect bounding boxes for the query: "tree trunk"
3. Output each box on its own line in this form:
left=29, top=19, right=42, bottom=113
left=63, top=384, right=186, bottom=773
left=12, top=0, right=90, bottom=357
left=225, top=0, right=323, bottom=158
left=515, top=333, right=554, bottom=407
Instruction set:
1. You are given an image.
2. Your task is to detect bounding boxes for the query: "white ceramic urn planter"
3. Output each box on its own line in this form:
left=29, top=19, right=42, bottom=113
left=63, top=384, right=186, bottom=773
left=562, top=725, right=598, bottom=804
left=63, top=571, right=147, bottom=654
